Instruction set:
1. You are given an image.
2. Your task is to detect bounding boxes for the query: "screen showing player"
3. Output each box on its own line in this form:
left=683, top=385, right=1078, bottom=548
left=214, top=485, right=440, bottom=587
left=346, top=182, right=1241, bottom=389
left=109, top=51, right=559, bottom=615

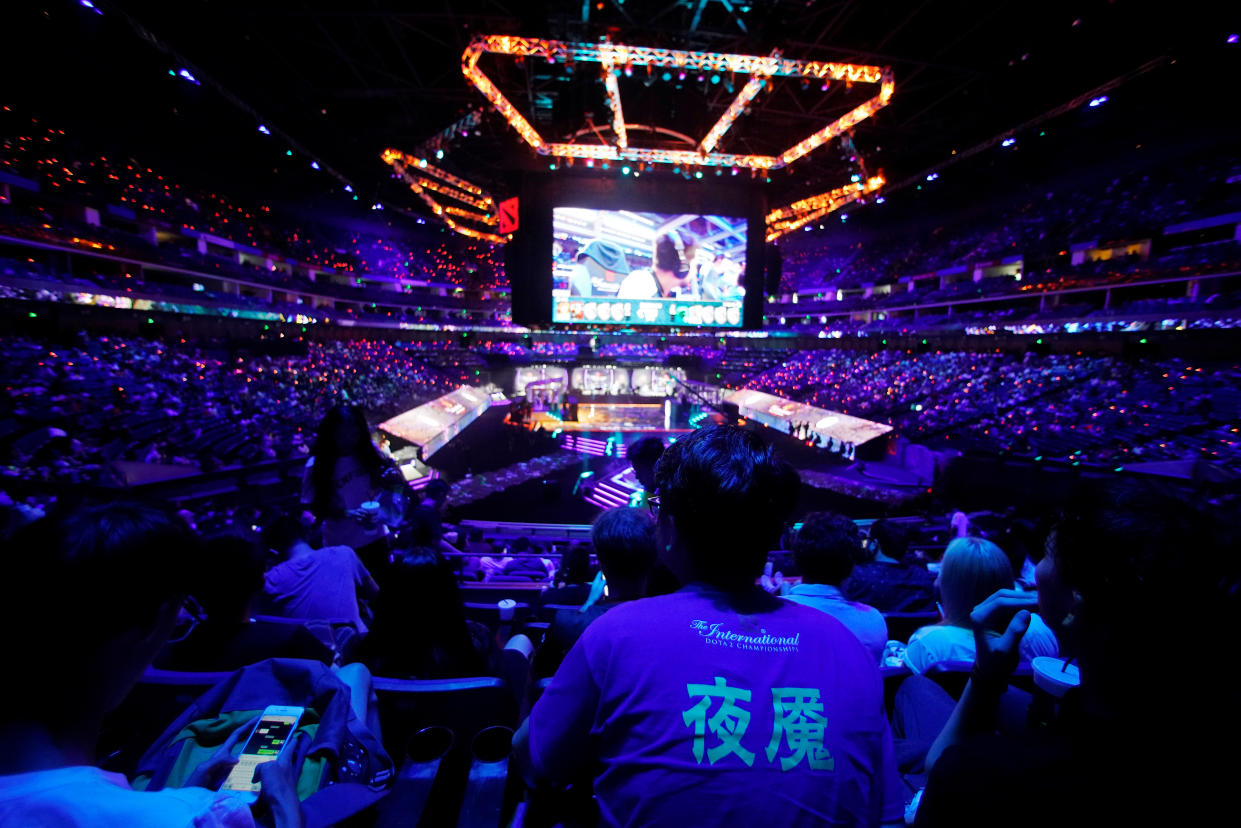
left=552, top=207, right=746, bottom=328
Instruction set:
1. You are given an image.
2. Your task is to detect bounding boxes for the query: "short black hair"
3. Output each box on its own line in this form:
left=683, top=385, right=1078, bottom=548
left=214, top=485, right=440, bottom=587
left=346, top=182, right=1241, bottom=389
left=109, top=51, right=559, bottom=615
left=262, top=513, right=310, bottom=554
left=867, top=519, right=908, bottom=561
left=654, top=425, right=800, bottom=584
left=5, top=501, right=198, bottom=638
left=424, top=479, right=451, bottom=505
left=3, top=501, right=199, bottom=710
left=629, top=436, right=665, bottom=490
left=397, top=504, right=443, bottom=550
left=793, top=512, right=863, bottom=585
left=628, top=436, right=666, bottom=468
left=194, top=532, right=266, bottom=620
left=591, top=508, right=657, bottom=580
left=556, top=542, right=595, bottom=585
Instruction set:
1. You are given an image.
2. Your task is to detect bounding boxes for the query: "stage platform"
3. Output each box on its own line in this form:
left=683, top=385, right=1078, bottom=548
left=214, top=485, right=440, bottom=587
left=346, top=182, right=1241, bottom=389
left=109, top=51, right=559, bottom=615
left=528, top=402, right=695, bottom=433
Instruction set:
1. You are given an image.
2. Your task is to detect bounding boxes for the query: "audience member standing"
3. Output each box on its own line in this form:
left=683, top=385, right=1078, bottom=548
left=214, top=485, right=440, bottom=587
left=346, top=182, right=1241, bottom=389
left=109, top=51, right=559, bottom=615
left=302, top=404, right=405, bottom=573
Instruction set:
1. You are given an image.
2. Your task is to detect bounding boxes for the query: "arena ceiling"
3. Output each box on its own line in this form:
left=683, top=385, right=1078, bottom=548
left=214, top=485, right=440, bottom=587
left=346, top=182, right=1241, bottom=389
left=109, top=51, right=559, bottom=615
left=8, top=1, right=1235, bottom=218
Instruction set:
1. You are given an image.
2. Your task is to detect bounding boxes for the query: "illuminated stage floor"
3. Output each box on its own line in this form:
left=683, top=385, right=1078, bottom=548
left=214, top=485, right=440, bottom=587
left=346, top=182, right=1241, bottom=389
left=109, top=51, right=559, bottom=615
left=528, top=403, right=694, bottom=433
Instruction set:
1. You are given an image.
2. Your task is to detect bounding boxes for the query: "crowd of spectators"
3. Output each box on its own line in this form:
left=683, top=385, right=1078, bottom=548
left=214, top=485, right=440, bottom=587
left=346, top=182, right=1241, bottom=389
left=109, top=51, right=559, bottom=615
left=0, top=335, right=467, bottom=484
left=743, top=348, right=1241, bottom=469
left=781, top=145, right=1240, bottom=299
left=1, top=110, right=508, bottom=293
left=1, top=394, right=1237, bottom=827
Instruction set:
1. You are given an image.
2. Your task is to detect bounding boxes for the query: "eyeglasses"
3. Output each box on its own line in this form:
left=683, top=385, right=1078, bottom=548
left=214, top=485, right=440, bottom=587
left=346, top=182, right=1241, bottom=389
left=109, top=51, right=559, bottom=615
left=167, top=594, right=207, bottom=644
left=646, top=491, right=661, bottom=515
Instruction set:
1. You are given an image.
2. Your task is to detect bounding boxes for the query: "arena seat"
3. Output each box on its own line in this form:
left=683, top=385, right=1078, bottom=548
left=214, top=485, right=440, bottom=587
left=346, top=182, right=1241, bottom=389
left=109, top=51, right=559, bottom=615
left=926, top=659, right=1034, bottom=700
left=372, top=675, right=520, bottom=765
left=463, top=601, right=533, bottom=628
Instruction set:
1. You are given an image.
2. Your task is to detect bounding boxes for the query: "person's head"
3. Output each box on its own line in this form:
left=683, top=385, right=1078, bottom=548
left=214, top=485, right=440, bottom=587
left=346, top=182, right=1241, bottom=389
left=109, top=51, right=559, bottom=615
left=628, top=436, right=665, bottom=492
left=652, top=233, right=690, bottom=294
left=422, top=479, right=451, bottom=512
left=193, top=533, right=266, bottom=622
left=866, top=519, right=909, bottom=562
left=375, top=549, right=483, bottom=676
left=309, top=404, right=385, bottom=516
left=1039, top=480, right=1240, bottom=668
left=556, top=542, right=595, bottom=585
left=396, top=504, right=443, bottom=551
left=654, top=425, right=800, bottom=589
left=386, top=548, right=465, bottom=623
left=3, top=502, right=199, bottom=720
left=937, top=536, right=1014, bottom=627
left=316, top=403, right=371, bottom=456
left=262, top=514, right=311, bottom=558
left=591, top=508, right=657, bottom=595
left=793, top=512, right=863, bottom=586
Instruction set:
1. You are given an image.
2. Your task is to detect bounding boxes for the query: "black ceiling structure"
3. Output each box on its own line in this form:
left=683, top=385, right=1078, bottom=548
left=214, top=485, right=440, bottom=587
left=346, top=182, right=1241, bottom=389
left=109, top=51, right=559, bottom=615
left=5, top=1, right=1235, bottom=224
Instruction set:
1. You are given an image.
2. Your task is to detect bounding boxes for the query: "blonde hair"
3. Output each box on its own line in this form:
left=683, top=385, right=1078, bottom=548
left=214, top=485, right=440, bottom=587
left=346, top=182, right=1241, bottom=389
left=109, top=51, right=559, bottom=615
left=938, top=536, right=1014, bottom=627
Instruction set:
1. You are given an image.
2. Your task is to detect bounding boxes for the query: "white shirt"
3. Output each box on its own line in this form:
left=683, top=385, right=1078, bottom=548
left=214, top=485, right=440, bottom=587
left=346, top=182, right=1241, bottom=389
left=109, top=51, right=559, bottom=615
left=0, top=766, right=254, bottom=828
left=903, top=613, right=1059, bottom=674
left=301, top=456, right=387, bottom=550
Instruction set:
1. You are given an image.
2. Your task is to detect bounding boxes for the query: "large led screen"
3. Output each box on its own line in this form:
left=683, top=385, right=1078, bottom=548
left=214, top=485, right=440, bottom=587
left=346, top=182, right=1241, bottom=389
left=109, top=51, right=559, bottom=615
left=552, top=207, right=746, bottom=328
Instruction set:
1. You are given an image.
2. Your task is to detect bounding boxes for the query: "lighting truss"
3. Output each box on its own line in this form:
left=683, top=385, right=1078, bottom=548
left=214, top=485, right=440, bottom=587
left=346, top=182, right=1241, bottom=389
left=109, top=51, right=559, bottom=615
left=765, top=175, right=886, bottom=241
left=461, top=35, right=894, bottom=170
left=414, top=108, right=484, bottom=156
left=381, top=149, right=507, bottom=244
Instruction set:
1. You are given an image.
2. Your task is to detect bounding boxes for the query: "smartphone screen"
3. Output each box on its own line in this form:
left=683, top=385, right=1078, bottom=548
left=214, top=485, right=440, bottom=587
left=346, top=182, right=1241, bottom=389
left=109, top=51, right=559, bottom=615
left=221, top=711, right=300, bottom=793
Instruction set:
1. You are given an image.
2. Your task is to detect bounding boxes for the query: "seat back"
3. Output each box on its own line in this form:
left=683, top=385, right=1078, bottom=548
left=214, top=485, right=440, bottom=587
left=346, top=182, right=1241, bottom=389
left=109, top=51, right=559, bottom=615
left=250, top=614, right=359, bottom=664
left=373, top=675, right=519, bottom=764
left=536, top=603, right=584, bottom=623
left=463, top=602, right=532, bottom=629
left=926, top=659, right=1033, bottom=699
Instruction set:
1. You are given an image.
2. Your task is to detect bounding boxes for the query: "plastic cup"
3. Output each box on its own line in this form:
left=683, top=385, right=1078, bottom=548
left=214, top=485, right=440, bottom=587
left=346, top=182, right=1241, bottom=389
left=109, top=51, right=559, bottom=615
left=1031, top=656, right=1081, bottom=698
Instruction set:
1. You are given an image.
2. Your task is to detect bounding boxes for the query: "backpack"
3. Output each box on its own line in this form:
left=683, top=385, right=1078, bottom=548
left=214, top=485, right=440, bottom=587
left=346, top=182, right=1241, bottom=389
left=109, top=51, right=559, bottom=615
left=133, top=658, right=393, bottom=827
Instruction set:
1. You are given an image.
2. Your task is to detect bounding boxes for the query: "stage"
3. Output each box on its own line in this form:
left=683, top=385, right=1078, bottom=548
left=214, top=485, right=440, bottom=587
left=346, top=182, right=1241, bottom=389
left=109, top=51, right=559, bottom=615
left=527, top=402, right=696, bottom=433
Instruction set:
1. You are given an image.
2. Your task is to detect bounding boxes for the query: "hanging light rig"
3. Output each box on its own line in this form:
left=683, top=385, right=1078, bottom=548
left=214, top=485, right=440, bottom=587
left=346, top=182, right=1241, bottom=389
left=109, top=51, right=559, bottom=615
left=461, top=35, right=894, bottom=172
left=380, top=149, right=508, bottom=244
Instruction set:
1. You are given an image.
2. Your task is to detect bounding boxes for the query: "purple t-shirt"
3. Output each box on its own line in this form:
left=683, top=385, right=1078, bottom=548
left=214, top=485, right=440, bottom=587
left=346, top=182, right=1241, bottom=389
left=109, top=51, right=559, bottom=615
left=262, top=545, right=371, bottom=633
left=527, top=584, right=905, bottom=827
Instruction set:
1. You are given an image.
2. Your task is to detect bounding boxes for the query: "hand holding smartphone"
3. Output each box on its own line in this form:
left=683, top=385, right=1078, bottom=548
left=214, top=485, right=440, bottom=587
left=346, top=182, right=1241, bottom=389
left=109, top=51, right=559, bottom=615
left=219, top=705, right=305, bottom=803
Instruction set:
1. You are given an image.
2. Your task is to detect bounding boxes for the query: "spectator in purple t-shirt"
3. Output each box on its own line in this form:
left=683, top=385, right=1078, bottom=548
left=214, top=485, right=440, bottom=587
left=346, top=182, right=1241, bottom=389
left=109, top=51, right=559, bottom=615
left=259, top=514, right=378, bottom=634
left=515, top=425, right=906, bottom=827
